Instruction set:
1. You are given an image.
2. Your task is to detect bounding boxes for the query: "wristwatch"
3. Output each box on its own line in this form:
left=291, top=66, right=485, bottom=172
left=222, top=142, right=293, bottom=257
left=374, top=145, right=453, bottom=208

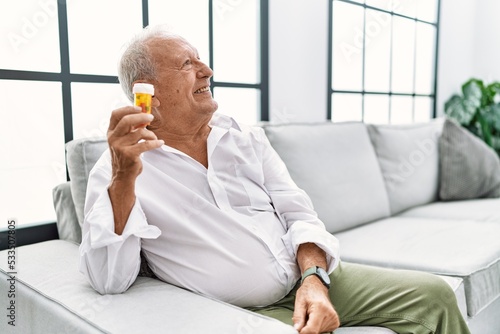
left=301, top=266, right=331, bottom=289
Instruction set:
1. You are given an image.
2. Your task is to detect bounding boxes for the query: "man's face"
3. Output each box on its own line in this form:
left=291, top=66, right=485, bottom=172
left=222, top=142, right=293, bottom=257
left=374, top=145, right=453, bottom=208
left=147, top=36, right=218, bottom=122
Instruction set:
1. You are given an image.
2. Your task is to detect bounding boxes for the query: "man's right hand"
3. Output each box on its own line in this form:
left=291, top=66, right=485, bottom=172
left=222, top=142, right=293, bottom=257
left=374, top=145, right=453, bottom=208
left=107, top=106, right=164, bottom=235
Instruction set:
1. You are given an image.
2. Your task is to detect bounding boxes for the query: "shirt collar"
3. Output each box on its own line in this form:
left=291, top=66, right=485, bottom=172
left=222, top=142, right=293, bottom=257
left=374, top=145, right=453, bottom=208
left=160, top=113, right=241, bottom=155
left=209, top=113, right=242, bottom=132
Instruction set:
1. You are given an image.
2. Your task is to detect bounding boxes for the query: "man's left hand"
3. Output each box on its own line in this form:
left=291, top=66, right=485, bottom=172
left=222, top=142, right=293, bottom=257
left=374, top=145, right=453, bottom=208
left=292, top=276, right=340, bottom=334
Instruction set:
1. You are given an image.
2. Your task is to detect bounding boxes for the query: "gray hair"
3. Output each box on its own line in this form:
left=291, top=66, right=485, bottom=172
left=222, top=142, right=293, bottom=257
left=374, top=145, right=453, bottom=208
left=118, top=25, right=176, bottom=102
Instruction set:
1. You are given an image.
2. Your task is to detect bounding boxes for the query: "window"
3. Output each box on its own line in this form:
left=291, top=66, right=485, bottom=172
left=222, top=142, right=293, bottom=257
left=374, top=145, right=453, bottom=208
left=0, top=0, right=268, bottom=229
left=328, top=0, right=440, bottom=124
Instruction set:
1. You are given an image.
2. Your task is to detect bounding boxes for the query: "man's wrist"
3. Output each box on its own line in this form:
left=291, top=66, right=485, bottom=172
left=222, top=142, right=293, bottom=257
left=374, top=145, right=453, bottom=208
left=301, top=266, right=331, bottom=289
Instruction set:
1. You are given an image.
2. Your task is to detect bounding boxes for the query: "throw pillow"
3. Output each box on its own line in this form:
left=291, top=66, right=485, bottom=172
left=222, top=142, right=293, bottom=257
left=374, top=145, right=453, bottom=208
left=366, top=118, right=444, bottom=215
left=66, top=137, right=109, bottom=229
left=439, top=118, right=500, bottom=200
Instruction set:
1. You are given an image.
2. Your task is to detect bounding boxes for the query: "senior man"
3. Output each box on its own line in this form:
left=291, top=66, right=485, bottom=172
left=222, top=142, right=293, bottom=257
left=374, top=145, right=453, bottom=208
left=79, top=26, right=470, bottom=334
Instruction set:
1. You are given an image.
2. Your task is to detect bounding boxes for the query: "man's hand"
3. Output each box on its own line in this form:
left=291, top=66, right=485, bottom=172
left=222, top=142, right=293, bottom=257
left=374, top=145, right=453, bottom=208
left=295, top=243, right=339, bottom=334
left=107, top=106, right=164, bottom=234
left=108, top=106, right=163, bottom=180
left=293, top=276, right=340, bottom=334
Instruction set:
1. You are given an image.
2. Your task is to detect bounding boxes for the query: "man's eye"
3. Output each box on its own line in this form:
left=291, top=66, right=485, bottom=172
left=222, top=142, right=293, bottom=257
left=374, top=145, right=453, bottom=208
left=183, top=59, right=192, bottom=67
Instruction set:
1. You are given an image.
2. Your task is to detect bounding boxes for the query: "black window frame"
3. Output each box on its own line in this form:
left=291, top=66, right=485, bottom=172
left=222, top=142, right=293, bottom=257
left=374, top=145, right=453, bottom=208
left=327, top=0, right=441, bottom=122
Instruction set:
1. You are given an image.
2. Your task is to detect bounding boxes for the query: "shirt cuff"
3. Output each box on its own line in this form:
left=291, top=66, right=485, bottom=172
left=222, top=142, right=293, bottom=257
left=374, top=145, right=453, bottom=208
left=86, top=190, right=161, bottom=249
left=281, top=220, right=340, bottom=274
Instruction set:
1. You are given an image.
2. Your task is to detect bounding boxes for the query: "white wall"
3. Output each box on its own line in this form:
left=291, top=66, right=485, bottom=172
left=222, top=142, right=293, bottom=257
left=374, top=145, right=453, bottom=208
left=436, top=0, right=477, bottom=116
left=269, top=0, right=329, bottom=123
left=424, top=0, right=500, bottom=116
left=472, top=0, right=500, bottom=82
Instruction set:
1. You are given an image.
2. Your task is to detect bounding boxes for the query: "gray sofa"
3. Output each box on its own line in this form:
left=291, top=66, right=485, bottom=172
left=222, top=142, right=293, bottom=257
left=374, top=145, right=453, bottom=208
left=1, top=118, right=499, bottom=333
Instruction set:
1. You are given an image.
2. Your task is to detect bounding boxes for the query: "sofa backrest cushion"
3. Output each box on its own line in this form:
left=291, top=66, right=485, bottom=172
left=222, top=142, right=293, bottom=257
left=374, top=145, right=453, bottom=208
left=367, top=118, right=444, bottom=215
left=52, top=182, right=82, bottom=243
left=66, top=137, right=108, bottom=228
left=264, top=122, right=391, bottom=233
left=439, top=118, right=500, bottom=200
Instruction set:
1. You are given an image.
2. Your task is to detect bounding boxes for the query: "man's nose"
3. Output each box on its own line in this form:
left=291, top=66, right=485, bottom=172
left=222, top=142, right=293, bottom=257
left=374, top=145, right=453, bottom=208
left=197, top=61, right=213, bottom=79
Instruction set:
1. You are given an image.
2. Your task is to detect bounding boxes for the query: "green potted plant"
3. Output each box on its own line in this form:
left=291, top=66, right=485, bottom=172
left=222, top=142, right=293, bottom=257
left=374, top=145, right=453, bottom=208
left=444, top=78, right=500, bottom=155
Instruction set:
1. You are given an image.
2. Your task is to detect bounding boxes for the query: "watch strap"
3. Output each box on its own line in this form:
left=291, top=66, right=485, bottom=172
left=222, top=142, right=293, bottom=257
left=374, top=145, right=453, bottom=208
left=301, top=266, right=330, bottom=288
left=301, top=266, right=318, bottom=283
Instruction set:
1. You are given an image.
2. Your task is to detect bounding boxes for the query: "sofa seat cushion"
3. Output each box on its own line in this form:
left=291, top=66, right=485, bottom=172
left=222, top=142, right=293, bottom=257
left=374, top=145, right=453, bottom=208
left=0, top=240, right=295, bottom=334
left=335, top=217, right=500, bottom=317
left=398, top=198, right=500, bottom=222
left=264, top=122, right=390, bottom=233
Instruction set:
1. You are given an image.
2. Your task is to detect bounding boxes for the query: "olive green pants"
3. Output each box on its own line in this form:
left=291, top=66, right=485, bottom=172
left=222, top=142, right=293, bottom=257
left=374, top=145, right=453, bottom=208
left=247, top=262, right=470, bottom=334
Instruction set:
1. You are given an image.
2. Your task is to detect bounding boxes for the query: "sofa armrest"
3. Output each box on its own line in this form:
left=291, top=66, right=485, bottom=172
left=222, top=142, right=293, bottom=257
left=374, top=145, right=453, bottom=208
left=52, top=182, right=82, bottom=244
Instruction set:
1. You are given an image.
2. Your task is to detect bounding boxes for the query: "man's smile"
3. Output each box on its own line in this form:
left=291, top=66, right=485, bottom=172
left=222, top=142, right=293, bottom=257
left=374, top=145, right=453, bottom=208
left=194, top=86, right=210, bottom=94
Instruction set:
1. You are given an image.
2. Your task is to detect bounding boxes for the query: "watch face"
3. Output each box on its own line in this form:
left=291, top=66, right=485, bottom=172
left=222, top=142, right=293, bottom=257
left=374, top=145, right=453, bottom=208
left=318, top=268, right=331, bottom=285
left=302, top=267, right=331, bottom=288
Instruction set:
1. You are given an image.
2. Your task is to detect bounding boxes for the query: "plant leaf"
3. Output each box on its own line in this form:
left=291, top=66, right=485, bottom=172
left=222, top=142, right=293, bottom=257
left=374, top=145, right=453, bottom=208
left=481, top=103, right=500, bottom=133
left=444, top=95, right=477, bottom=125
left=462, top=79, right=483, bottom=108
left=487, top=82, right=500, bottom=103
left=476, top=112, right=493, bottom=147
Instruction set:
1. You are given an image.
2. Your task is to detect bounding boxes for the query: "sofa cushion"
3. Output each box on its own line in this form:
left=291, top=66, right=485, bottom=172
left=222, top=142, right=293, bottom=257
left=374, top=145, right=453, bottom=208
left=367, top=118, right=444, bottom=215
left=399, top=198, right=500, bottom=222
left=66, top=137, right=108, bottom=228
left=439, top=118, right=500, bottom=200
left=264, top=122, right=390, bottom=233
left=335, top=217, right=500, bottom=317
left=52, top=182, right=81, bottom=243
left=0, top=240, right=296, bottom=334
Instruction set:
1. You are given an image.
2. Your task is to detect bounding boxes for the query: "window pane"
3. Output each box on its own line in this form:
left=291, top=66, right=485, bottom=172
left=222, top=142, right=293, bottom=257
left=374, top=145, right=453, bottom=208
left=414, top=23, right=436, bottom=95
left=393, top=0, right=417, bottom=18
left=331, top=93, right=362, bottom=123
left=214, top=88, right=259, bottom=125
left=0, top=0, right=60, bottom=72
left=390, top=95, right=413, bottom=124
left=391, top=17, right=415, bottom=94
left=67, top=0, right=142, bottom=75
left=0, top=80, right=65, bottom=228
left=72, top=83, right=129, bottom=140
left=365, top=0, right=396, bottom=11
left=417, top=0, right=438, bottom=23
left=364, top=10, right=391, bottom=92
left=213, top=0, right=259, bottom=84
left=414, top=96, right=433, bottom=123
left=148, top=0, right=209, bottom=65
left=364, top=94, right=390, bottom=124
left=332, top=1, right=363, bottom=91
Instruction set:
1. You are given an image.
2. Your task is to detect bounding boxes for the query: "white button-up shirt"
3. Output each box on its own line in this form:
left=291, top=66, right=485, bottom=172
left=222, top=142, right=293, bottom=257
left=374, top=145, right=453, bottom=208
left=79, top=114, right=339, bottom=307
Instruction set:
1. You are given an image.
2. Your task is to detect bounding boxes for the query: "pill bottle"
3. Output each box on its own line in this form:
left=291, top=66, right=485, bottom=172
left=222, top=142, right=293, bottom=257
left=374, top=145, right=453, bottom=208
left=133, top=83, right=154, bottom=114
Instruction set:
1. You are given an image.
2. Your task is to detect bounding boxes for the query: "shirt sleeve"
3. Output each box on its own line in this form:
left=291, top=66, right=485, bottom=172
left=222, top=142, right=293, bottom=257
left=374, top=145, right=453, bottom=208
left=79, top=152, right=161, bottom=294
left=258, top=128, right=340, bottom=274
